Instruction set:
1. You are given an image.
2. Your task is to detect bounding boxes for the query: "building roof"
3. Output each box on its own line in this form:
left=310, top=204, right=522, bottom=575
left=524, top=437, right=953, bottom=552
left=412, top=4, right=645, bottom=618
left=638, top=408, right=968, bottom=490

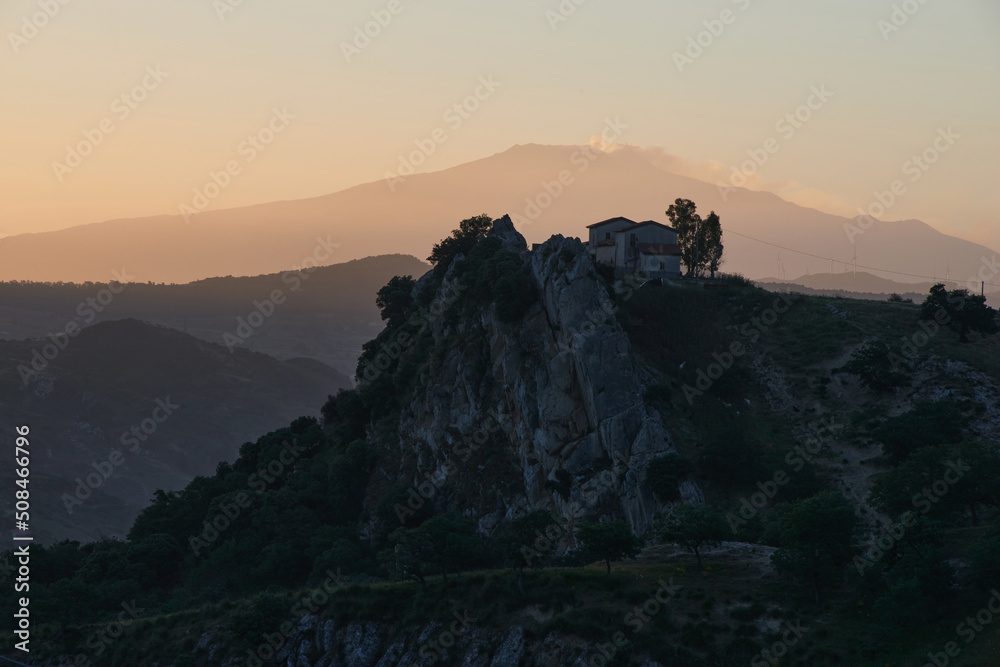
left=613, top=220, right=677, bottom=233
left=638, top=243, right=682, bottom=256
left=586, top=216, right=637, bottom=229
left=594, top=240, right=615, bottom=247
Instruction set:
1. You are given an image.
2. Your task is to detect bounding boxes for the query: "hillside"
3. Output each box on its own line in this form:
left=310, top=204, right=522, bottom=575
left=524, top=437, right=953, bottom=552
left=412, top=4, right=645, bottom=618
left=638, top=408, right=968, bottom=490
left=5, top=218, right=1000, bottom=666
left=0, top=319, right=350, bottom=543
left=0, top=145, right=995, bottom=293
left=755, top=271, right=934, bottom=304
left=0, top=254, right=429, bottom=375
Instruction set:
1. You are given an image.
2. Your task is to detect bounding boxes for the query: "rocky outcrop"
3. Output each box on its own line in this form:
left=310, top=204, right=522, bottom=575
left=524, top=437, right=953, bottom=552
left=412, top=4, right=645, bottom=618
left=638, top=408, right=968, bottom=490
left=388, top=216, right=697, bottom=542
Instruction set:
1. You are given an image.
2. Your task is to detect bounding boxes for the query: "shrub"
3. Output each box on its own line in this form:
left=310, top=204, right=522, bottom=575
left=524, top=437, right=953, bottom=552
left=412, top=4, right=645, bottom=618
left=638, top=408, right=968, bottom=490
left=873, top=401, right=964, bottom=462
left=646, top=454, right=691, bottom=501
left=838, top=340, right=911, bottom=392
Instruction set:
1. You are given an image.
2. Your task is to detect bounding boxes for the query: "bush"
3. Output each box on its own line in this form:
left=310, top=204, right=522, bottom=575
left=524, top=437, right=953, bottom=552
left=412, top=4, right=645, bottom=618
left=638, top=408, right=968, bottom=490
left=874, top=401, right=964, bottom=462
left=646, top=454, right=691, bottom=501
left=839, top=340, right=911, bottom=392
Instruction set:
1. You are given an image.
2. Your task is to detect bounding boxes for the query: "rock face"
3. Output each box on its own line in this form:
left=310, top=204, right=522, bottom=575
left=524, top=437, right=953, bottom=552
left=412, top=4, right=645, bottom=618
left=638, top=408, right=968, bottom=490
left=386, top=216, right=698, bottom=542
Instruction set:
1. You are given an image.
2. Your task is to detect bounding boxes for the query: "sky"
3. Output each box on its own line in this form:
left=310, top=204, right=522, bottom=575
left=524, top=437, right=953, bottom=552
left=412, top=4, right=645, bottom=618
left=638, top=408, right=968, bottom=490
left=1, top=0, right=998, bottom=250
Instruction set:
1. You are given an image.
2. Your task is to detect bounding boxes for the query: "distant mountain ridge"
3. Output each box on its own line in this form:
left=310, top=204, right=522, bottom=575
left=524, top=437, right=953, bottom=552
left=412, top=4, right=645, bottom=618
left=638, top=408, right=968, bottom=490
left=0, top=254, right=429, bottom=375
left=0, top=319, right=350, bottom=543
left=0, top=144, right=995, bottom=290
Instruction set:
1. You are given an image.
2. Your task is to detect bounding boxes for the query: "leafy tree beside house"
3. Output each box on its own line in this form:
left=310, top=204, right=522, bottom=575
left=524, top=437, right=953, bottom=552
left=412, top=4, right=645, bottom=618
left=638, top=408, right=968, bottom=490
left=666, top=198, right=724, bottom=278
left=701, top=211, right=724, bottom=278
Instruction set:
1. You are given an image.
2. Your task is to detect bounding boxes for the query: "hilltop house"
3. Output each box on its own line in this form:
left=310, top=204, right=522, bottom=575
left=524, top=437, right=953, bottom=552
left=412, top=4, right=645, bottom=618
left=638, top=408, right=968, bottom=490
left=586, top=217, right=682, bottom=279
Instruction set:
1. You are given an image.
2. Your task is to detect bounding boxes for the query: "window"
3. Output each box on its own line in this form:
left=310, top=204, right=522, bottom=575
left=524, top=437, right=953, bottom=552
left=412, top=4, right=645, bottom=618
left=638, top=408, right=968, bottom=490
left=660, top=262, right=665, bottom=270
left=630, top=234, right=637, bottom=247
left=605, top=232, right=611, bottom=240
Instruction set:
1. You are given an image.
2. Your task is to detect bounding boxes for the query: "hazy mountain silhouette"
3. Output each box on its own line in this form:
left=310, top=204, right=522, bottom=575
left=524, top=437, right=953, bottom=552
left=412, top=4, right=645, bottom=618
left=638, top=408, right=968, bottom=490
left=0, top=319, right=350, bottom=543
left=756, top=271, right=937, bottom=303
left=0, top=254, right=429, bottom=375
left=0, top=144, right=995, bottom=290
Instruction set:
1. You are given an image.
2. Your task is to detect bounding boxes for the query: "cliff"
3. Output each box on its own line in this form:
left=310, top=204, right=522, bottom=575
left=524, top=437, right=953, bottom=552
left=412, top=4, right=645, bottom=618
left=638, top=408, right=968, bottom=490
left=374, top=216, right=700, bottom=547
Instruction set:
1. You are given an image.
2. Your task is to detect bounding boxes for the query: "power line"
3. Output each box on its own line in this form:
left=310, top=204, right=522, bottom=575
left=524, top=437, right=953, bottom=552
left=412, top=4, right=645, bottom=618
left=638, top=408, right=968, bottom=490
left=725, top=229, right=1000, bottom=290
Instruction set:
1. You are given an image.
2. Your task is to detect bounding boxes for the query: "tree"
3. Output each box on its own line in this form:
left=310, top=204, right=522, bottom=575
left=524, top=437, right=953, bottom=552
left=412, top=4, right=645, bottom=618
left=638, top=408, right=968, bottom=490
left=428, top=214, right=494, bottom=274
left=921, top=283, right=998, bottom=342
left=771, top=492, right=859, bottom=603
left=655, top=503, right=727, bottom=569
left=421, top=511, right=482, bottom=580
left=666, top=198, right=701, bottom=277
left=377, top=512, right=482, bottom=586
left=873, top=401, right=964, bottom=462
left=665, top=199, right=723, bottom=278
left=576, top=521, right=643, bottom=574
left=378, top=527, right=437, bottom=590
left=375, top=275, right=416, bottom=330
left=494, top=510, right=560, bottom=593
left=701, top=211, right=724, bottom=278
left=839, top=340, right=911, bottom=393
left=871, top=442, right=1000, bottom=527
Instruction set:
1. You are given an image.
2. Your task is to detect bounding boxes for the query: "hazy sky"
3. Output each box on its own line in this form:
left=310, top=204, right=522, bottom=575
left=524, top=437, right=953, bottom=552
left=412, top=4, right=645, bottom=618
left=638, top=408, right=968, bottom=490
left=2, top=1, right=998, bottom=249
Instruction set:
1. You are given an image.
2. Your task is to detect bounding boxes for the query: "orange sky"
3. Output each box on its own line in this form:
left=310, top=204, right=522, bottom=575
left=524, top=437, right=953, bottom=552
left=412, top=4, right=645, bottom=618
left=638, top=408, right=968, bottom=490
left=1, top=1, right=998, bottom=251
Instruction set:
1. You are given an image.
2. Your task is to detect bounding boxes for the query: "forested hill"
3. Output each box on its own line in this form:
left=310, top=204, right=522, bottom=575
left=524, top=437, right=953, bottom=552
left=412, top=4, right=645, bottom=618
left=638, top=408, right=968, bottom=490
left=6, top=217, right=1000, bottom=666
